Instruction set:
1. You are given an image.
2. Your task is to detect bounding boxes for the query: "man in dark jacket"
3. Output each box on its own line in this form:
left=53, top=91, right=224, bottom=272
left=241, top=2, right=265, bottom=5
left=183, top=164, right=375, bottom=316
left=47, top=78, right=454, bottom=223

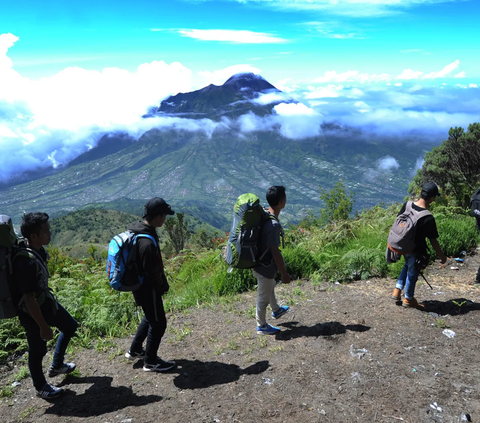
left=124, top=198, right=176, bottom=372
left=12, top=212, right=78, bottom=399
left=471, top=186, right=480, bottom=284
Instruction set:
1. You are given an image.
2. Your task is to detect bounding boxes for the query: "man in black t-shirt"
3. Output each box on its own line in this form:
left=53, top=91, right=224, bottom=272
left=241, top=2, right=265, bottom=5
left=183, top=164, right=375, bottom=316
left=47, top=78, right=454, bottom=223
left=124, top=198, right=176, bottom=372
left=391, top=183, right=447, bottom=309
left=11, top=212, right=78, bottom=399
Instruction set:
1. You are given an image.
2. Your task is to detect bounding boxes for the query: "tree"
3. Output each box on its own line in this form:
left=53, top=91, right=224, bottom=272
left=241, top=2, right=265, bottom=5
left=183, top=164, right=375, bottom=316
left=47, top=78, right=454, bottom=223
left=318, top=180, right=354, bottom=225
left=164, top=212, right=190, bottom=254
left=411, top=123, right=480, bottom=208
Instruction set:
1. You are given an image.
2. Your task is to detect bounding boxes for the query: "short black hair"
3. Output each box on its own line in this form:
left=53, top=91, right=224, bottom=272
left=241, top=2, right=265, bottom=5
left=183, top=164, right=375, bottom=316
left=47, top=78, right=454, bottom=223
left=266, top=185, right=286, bottom=207
left=21, top=212, right=49, bottom=239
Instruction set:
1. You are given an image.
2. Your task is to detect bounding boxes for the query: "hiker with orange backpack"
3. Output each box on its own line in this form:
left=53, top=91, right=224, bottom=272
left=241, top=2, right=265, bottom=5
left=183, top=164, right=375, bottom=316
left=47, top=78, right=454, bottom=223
left=389, top=182, right=447, bottom=309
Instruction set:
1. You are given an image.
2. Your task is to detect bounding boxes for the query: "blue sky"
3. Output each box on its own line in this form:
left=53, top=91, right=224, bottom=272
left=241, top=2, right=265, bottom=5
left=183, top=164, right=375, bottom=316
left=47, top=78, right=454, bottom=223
left=1, top=0, right=479, bottom=180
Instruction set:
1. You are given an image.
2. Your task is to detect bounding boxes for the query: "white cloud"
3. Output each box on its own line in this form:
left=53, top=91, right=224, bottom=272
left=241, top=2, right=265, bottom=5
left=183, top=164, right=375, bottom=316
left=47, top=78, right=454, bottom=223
left=378, top=156, right=400, bottom=172
left=454, top=71, right=466, bottom=78
left=313, top=70, right=390, bottom=83
left=237, top=102, right=322, bottom=140
left=253, top=91, right=295, bottom=105
left=218, top=0, right=458, bottom=17
left=423, top=60, right=460, bottom=79
left=306, top=85, right=342, bottom=98
left=178, top=29, right=287, bottom=44
left=397, top=69, right=423, bottom=80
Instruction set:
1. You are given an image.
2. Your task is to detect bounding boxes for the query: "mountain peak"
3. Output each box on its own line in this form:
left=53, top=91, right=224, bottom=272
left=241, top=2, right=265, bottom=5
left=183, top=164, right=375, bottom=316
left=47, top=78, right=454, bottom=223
left=156, top=73, right=281, bottom=118
left=223, top=72, right=277, bottom=92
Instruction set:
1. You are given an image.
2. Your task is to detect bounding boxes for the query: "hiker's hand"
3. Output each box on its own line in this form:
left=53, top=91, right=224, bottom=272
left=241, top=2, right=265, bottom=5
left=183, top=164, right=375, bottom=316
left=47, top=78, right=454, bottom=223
left=440, top=254, right=447, bottom=264
left=281, top=273, right=292, bottom=284
left=40, top=326, right=53, bottom=342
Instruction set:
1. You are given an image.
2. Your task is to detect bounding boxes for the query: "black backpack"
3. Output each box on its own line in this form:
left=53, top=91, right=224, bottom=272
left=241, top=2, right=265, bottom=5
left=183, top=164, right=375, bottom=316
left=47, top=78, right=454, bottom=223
left=470, top=187, right=480, bottom=218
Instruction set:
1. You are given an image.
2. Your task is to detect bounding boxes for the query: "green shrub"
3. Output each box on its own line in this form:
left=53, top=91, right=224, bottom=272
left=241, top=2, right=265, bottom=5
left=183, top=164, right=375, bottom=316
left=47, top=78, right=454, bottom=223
left=436, top=215, right=480, bottom=257
left=282, top=246, right=318, bottom=279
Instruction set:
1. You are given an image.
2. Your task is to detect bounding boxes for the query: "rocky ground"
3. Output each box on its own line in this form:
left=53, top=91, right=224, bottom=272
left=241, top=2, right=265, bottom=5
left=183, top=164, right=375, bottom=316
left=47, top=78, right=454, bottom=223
left=1, top=253, right=480, bottom=423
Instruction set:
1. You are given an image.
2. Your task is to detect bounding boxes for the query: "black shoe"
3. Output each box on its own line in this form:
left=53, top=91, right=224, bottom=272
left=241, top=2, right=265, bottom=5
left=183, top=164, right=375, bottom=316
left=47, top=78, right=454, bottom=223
left=47, top=362, right=76, bottom=377
left=143, top=358, right=176, bottom=372
left=36, top=383, right=64, bottom=399
left=125, top=348, right=145, bottom=360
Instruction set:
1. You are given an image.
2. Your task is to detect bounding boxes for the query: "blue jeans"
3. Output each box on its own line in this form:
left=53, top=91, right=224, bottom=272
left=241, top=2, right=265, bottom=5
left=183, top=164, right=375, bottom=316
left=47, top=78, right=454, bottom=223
left=19, top=301, right=78, bottom=390
left=395, top=254, right=419, bottom=300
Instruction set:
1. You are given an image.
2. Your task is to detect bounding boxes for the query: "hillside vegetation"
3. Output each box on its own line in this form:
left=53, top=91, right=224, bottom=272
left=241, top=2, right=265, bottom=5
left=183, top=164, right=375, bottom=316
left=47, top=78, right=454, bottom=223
left=1, top=122, right=479, bottom=381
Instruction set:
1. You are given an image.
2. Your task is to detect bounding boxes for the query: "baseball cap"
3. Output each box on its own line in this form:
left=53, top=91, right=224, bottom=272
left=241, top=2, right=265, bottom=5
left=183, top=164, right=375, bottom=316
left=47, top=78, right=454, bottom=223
left=143, top=197, right=175, bottom=218
left=421, top=182, right=440, bottom=199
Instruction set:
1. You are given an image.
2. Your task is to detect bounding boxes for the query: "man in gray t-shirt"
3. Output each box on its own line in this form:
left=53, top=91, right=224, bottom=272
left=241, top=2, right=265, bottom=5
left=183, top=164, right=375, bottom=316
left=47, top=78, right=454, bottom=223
left=253, top=186, right=291, bottom=335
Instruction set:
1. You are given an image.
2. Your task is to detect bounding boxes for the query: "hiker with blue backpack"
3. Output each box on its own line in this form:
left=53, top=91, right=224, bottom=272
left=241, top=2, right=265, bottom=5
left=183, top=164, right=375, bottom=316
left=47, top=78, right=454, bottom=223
left=388, top=182, right=447, bottom=309
left=123, top=198, right=176, bottom=372
left=253, top=186, right=291, bottom=335
left=8, top=212, right=78, bottom=399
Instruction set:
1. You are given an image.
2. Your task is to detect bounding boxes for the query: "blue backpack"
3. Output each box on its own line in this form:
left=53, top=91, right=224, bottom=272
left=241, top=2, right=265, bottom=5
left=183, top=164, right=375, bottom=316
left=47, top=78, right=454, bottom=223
left=106, top=231, right=157, bottom=291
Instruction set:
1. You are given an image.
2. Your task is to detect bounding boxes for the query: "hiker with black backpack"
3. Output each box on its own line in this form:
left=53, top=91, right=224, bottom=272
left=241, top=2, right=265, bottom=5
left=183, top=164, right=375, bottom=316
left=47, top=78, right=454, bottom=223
left=389, top=182, right=447, bottom=309
left=253, top=186, right=291, bottom=335
left=9, top=212, right=78, bottom=399
left=124, top=197, right=176, bottom=372
left=470, top=186, right=480, bottom=284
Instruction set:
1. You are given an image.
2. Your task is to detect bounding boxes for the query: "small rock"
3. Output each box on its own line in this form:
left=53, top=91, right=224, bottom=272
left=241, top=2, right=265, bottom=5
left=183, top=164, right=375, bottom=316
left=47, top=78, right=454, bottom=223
left=461, top=413, right=472, bottom=422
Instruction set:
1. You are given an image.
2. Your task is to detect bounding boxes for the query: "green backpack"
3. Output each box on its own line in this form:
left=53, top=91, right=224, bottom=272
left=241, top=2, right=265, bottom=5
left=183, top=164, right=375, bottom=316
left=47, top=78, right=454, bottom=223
left=225, top=193, right=279, bottom=269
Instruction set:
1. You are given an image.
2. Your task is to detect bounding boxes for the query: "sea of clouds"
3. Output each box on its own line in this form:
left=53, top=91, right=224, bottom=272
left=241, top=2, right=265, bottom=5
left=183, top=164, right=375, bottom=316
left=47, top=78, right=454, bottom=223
left=1, top=32, right=479, bottom=183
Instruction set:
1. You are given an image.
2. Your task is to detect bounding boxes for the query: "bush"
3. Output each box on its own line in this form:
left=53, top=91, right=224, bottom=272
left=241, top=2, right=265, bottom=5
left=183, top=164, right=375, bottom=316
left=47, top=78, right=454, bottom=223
left=212, top=267, right=256, bottom=296
left=282, top=246, right=318, bottom=279
left=436, top=215, right=480, bottom=257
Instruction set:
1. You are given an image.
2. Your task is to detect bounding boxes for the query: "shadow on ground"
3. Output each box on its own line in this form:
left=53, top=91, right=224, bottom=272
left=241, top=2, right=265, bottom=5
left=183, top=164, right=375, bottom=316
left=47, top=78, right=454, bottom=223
left=276, top=321, right=370, bottom=340
left=172, top=359, right=269, bottom=390
left=45, top=376, right=161, bottom=417
left=422, top=298, right=480, bottom=315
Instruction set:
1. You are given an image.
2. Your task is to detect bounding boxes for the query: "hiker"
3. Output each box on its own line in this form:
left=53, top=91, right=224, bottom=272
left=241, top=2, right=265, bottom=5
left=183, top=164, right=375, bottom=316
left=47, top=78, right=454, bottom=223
left=391, top=182, right=447, bottom=309
left=11, top=212, right=78, bottom=399
left=471, top=186, right=480, bottom=284
left=254, top=186, right=291, bottom=335
left=124, top=197, right=176, bottom=372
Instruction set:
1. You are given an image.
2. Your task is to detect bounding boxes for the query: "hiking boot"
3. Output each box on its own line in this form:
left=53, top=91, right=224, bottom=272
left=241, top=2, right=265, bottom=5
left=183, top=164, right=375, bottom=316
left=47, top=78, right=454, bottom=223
left=272, top=305, right=289, bottom=319
left=256, top=323, right=280, bottom=335
left=125, top=348, right=145, bottom=361
left=47, top=362, right=76, bottom=377
left=391, top=288, right=402, bottom=301
left=402, top=297, right=425, bottom=310
left=143, top=358, right=176, bottom=372
left=36, top=382, right=64, bottom=399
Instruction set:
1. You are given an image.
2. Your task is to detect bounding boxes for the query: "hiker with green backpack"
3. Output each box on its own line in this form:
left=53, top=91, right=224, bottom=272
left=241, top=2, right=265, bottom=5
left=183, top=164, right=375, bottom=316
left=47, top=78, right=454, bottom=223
left=226, top=186, right=291, bottom=335
left=253, top=186, right=291, bottom=335
left=387, top=182, right=447, bottom=309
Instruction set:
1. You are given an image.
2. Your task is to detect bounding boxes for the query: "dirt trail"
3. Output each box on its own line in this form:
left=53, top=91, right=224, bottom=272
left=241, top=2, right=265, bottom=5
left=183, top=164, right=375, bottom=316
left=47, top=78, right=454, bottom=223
left=1, top=253, right=480, bottom=423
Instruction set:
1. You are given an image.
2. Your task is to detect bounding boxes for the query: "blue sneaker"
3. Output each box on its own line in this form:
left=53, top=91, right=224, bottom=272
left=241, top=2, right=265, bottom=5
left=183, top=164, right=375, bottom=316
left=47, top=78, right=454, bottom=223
left=272, top=305, right=289, bottom=319
left=257, top=323, right=280, bottom=335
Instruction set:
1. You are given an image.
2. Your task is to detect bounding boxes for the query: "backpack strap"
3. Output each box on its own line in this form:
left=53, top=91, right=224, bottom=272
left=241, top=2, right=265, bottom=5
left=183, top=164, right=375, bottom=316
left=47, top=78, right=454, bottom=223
left=406, top=201, right=432, bottom=220
left=257, top=213, right=284, bottom=264
left=134, top=234, right=158, bottom=249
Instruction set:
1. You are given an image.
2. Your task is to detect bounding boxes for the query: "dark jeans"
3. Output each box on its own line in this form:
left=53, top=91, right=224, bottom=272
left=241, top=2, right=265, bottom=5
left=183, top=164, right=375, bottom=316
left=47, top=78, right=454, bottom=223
left=19, top=302, right=78, bottom=390
left=130, top=288, right=167, bottom=365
